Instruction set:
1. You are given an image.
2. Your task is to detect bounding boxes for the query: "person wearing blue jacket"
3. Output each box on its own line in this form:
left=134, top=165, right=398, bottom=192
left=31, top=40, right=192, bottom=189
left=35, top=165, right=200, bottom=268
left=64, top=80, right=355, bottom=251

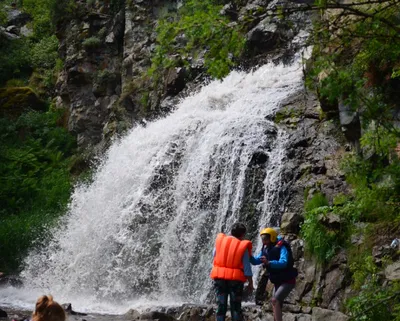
left=251, top=228, right=297, bottom=321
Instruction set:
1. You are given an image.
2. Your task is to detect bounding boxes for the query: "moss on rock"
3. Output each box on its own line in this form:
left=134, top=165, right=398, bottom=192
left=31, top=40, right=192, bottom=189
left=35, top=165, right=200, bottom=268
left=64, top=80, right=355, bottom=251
left=0, top=87, right=46, bottom=118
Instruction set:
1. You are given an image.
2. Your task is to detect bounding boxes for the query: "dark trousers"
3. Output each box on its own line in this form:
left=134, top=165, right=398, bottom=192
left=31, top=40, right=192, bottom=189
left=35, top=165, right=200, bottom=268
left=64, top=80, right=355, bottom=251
left=255, top=269, right=269, bottom=305
left=214, top=279, right=244, bottom=321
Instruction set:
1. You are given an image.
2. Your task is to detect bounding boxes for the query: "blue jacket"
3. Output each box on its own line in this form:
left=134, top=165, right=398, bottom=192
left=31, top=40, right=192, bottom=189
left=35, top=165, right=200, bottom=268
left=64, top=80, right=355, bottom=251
left=250, top=237, right=297, bottom=284
left=250, top=236, right=289, bottom=269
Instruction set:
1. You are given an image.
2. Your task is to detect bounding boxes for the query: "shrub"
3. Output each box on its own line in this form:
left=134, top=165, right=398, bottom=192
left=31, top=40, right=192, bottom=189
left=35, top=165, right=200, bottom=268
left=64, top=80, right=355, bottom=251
left=0, top=38, right=33, bottom=85
left=0, top=109, right=76, bottom=272
left=31, top=35, right=59, bottom=69
left=304, top=192, right=329, bottom=212
left=341, top=153, right=400, bottom=222
left=82, top=37, right=102, bottom=49
left=346, top=255, right=400, bottom=321
left=151, top=0, right=245, bottom=79
left=301, top=193, right=349, bottom=264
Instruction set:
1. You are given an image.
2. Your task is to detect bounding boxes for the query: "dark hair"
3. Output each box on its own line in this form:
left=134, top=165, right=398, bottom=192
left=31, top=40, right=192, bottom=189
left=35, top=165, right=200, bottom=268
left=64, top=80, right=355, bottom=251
left=231, top=222, right=246, bottom=238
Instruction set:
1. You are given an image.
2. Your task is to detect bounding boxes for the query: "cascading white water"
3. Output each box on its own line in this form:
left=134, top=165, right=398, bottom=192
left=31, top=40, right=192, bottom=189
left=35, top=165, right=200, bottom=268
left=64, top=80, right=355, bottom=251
left=0, top=59, right=304, bottom=314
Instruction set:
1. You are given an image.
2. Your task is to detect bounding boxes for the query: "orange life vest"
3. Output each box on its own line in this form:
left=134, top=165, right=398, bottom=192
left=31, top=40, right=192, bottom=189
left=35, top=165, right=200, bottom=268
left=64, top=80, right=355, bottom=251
left=210, top=233, right=252, bottom=282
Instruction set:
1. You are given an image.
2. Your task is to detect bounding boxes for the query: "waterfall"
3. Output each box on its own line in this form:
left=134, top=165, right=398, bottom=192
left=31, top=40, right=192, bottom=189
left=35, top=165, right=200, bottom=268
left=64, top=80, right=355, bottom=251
left=0, top=59, right=304, bottom=314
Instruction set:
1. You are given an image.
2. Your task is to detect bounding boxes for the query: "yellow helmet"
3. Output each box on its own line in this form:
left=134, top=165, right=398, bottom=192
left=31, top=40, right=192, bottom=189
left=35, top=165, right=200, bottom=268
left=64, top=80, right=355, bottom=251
left=260, top=227, right=278, bottom=242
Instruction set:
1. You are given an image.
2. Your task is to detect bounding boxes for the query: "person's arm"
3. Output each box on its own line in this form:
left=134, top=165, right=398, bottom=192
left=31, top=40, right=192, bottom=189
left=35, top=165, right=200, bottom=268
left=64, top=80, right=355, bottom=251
left=243, top=250, right=254, bottom=291
left=246, top=276, right=254, bottom=291
left=250, top=249, right=264, bottom=265
left=268, top=245, right=288, bottom=269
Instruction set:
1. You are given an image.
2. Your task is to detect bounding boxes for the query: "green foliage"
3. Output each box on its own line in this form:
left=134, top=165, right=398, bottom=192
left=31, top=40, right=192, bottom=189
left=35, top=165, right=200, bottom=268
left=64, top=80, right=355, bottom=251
left=341, top=153, right=400, bottom=222
left=307, top=1, right=400, bottom=131
left=360, top=126, right=398, bottom=158
left=304, top=192, right=329, bottom=212
left=347, top=282, right=400, bottom=321
left=0, top=4, right=7, bottom=25
left=0, top=109, right=76, bottom=272
left=82, top=36, right=102, bottom=49
left=0, top=87, right=46, bottom=117
left=23, top=0, right=55, bottom=38
left=347, top=254, right=400, bottom=321
left=301, top=193, right=349, bottom=264
left=31, top=35, right=59, bottom=69
left=110, top=0, right=124, bottom=13
left=0, top=38, right=33, bottom=85
left=50, top=0, right=77, bottom=25
left=6, top=79, right=27, bottom=87
left=274, top=107, right=301, bottom=124
left=151, top=0, right=245, bottom=79
left=0, top=1, right=63, bottom=87
left=21, top=0, right=77, bottom=37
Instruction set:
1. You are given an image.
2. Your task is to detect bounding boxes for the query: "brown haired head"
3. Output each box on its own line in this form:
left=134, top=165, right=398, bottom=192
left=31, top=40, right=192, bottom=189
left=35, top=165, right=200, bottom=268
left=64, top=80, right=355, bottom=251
left=32, top=295, right=66, bottom=321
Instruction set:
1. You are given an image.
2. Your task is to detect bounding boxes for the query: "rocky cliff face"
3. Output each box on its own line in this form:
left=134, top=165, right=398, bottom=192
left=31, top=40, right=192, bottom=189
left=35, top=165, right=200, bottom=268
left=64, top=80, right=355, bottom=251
left=55, top=0, right=310, bottom=151
left=55, top=0, right=185, bottom=150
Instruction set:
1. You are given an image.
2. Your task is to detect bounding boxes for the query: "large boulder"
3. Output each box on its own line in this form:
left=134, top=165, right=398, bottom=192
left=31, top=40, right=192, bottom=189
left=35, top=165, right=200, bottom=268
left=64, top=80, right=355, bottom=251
left=281, top=212, right=302, bottom=234
left=246, top=17, right=279, bottom=54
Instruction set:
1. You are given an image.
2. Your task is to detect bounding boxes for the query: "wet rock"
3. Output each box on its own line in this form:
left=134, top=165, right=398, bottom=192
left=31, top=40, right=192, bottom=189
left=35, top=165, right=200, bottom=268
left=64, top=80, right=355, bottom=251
left=338, top=100, right=361, bottom=151
left=7, top=9, right=31, bottom=27
left=372, top=245, right=396, bottom=264
left=246, top=17, right=278, bottom=53
left=125, top=309, right=141, bottom=320
left=321, top=265, right=347, bottom=308
left=385, top=261, right=400, bottom=280
left=290, top=239, right=304, bottom=261
left=296, top=314, right=312, bottom=321
left=0, top=26, right=20, bottom=40
left=282, top=312, right=296, bottom=321
left=140, top=311, right=176, bottom=321
left=20, top=25, right=33, bottom=37
left=220, top=3, right=238, bottom=20
left=5, top=25, right=19, bottom=34
left=327, top=249, right=347, bottom=270
left=319, top=213, right=342, bottom=230
left=165, top=67, right=187, bottom=96
left=282, top=304, right=301, bottom=313
left=301, top=307, right=312, bottom=314
left=0, top=308, right=7, bottom=318
left=311, top=307, right=348, bottom=321
left=62, top=303, right=87, bottom=316
left=250, top=151, right=269, bottom=166
left=280, top=212, right=302, bottom=234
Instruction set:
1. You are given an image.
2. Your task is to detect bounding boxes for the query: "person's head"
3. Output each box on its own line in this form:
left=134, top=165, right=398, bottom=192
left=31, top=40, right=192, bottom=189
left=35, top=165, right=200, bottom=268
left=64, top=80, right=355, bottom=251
left=231, top=222, right=247, bottom=239
left=260, top=227, right=278, bottom=245
left=32, top=295, right=66, bottom=321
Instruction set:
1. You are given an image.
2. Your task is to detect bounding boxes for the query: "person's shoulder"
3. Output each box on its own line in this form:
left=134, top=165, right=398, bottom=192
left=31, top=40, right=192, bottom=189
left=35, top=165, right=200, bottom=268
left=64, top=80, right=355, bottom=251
left=275, top=237, right=290, bottom=248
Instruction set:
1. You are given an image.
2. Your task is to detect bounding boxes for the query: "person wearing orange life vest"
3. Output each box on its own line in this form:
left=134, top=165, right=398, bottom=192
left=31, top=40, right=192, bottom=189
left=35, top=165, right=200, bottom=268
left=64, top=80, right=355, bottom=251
left=210, top=222, right=254, bottom=321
